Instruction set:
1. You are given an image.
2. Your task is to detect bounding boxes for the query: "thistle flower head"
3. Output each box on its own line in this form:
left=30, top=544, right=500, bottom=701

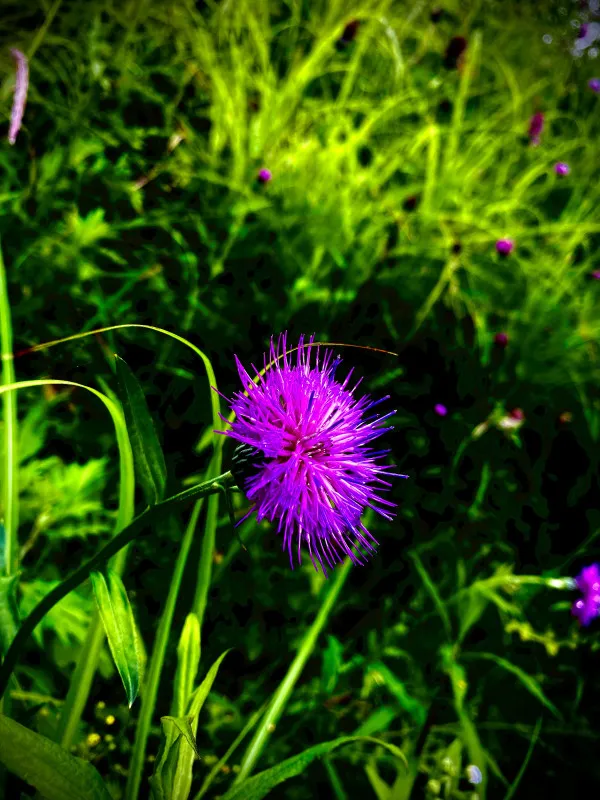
left=217, top=334, right=407, bottom=575
left=496, top=238, right=514, bottom=256
left=572, top=564, right=600, bottom=626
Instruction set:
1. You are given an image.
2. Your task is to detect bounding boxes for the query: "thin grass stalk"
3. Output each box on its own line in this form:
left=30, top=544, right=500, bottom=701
left=0, top=243, right=18, bottom=579
left=124, top=488, right=209, bottom=800
left=232, top=559, right=352, bottom=786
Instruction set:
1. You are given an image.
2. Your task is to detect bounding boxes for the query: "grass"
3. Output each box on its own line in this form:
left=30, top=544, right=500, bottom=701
left=1, top=0, right=600, bottom=798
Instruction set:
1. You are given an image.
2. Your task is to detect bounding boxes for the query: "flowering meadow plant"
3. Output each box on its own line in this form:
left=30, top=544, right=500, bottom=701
left=217, top=335, right=408, bottom=575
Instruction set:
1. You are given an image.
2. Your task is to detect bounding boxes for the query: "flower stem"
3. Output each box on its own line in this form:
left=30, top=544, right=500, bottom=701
left=0, top=472, right=235, bottom=700
left=232, top=558, right=352, bottom=786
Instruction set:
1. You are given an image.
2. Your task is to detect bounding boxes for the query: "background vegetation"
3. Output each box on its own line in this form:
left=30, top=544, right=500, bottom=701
left=1, top=0, right=600, bottom=797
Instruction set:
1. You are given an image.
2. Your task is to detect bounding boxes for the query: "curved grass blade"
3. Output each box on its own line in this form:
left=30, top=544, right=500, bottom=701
left=115, top=354, right=167, bottom=506
left=90, top=569, right=143, bottom=708
left=172, top=613, right=201, bottom=717
left=0, top=714, right=112, bottom=800
left=221, top=736, right=407, bottom=800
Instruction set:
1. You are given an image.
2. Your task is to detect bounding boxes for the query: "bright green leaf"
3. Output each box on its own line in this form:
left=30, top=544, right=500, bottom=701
left=115, top=354, right=167, bottom=506
left=221, top=736, right=407, bottom=800
left=0, top=572, right=20, bottom=655
left=0, top=714, right=111, bottom=800
left=90, top=568, right=143, bottom=707
left=173, top=613, right=201, bottom=717
left=321, top=635, right=343, bottom=695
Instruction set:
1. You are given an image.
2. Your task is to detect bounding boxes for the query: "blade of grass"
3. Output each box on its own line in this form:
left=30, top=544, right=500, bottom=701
left=232, top=558, right=352, bottom=786
left=0, top=242, right=19, bottom=579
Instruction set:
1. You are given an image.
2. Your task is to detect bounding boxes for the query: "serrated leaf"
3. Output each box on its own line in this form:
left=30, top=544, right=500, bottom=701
left=0, top=572, right=20, bottom=655
left=115, top=354, right=167, bottom=506
left=0, top=714, right=111, bottom=800
left=221, top=736, right=407, bottom=800
left=90, top=568, right=143, bottom=707
left=173, top=613, right=201, bottom=717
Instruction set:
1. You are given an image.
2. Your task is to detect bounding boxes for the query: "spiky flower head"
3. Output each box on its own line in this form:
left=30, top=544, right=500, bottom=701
left=572, top=564, right=600, bottom=626
left=217, top=334, right=407, bottom=575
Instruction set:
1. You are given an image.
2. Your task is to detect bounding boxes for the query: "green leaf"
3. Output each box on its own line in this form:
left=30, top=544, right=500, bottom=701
left=464, top=652, right=562, bottom=719
left=90, top=568, right=143, bottom=707
left=115, top=354, right=167, bottom=506
left=367, top=662, right=427, bottom=726
left=321, top=635, right=343, bottom=695
left=173, top=613, right=201, bottom=717
left=150, top=649, right=232, bottom=800
left=221, top=736, right=407, bottom=800
left=0, top=714, right=111, bottom=800
left=0, top=572, right=20, bottom=655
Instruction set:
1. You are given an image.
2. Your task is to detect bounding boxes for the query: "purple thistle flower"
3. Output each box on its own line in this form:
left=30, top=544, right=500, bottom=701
left=257, top=168, right=272, bottom=184
left=433, top=403, right=447, bottom=417
left=494, top=332, right=509, bottom=347
left=8, top=49, right=29, bottom=145
left=216, top=334, right=408, bottom=575
left=528, top=111, right=544, bottom=146
left=572, top=564, right=600, bottom=626
left=555, top=162, right=570, bottom=176
left=496, top=238, right=514, bottom=256
left=589, top=77, right=600, bottom=92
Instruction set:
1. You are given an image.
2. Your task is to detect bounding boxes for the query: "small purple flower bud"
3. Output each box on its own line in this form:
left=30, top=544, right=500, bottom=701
left=434, top=404, right=448, bottom=417
left=257, top=168, right=272, bottom=184
left=590, top=270, right=600, bottom=280
left=8, top=49, right=29, bottom=145
left=528, top=111, right=544, bottom=146
left=496, top=238, right=514, bottom=256
left=588, top=77, right=600, bottom=92
left=509, top=407, right=525, bottom=421
left=572, top=564, right=600, bottom=626
left=494, top=332, right=509, bottom=348
left=555, top=162, right=570, bottom=176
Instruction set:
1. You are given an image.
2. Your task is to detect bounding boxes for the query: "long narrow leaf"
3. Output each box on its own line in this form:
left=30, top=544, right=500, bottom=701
left=0, top=714, right=111, bottom=800
left=90, top=569, right=143, bottom=708
left=221, top=736, right=407, bottom=800
left=172, top=613, right=201, bottom=717
left=115, top=354, right=167, bottom=506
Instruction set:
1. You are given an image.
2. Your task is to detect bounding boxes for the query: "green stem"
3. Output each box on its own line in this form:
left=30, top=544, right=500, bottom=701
left=0, top=242, right=18, bottom=578
left=232, top=559, right=352, bottom=786
left=125, top=495, right=206, bottom=800
left=0, top=472, right=235, bottom=700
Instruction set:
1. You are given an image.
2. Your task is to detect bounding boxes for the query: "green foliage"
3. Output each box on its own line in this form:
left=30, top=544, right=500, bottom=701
left=0, top=714, right=111, bottom=800
left=90, top=568, right=144, bottom=708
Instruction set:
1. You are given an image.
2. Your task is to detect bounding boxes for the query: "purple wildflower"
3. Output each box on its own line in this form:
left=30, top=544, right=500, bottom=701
left=257, top=168, right=272, bottom=184
left=466, top=765, right=483, bottom=785
left=589, top=77, right=600, bottom=92
left=494, top=332, right=509, bottom=348
left=216, top=334, right=407, bottom=575
left=8, top=49, right=29, bottom=145
left=591, top=269, right=600, bottom=280
left=528, top=112, right=544, bottom=146
left=433, top=403, right=448, bottom=417
left=579, top=23, right=590, bottom=39
left=572, top=564, right=600, bottom=626
left=555, top=162, right=570, bottom=176
left=496, top=238, right=514, bottom=256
